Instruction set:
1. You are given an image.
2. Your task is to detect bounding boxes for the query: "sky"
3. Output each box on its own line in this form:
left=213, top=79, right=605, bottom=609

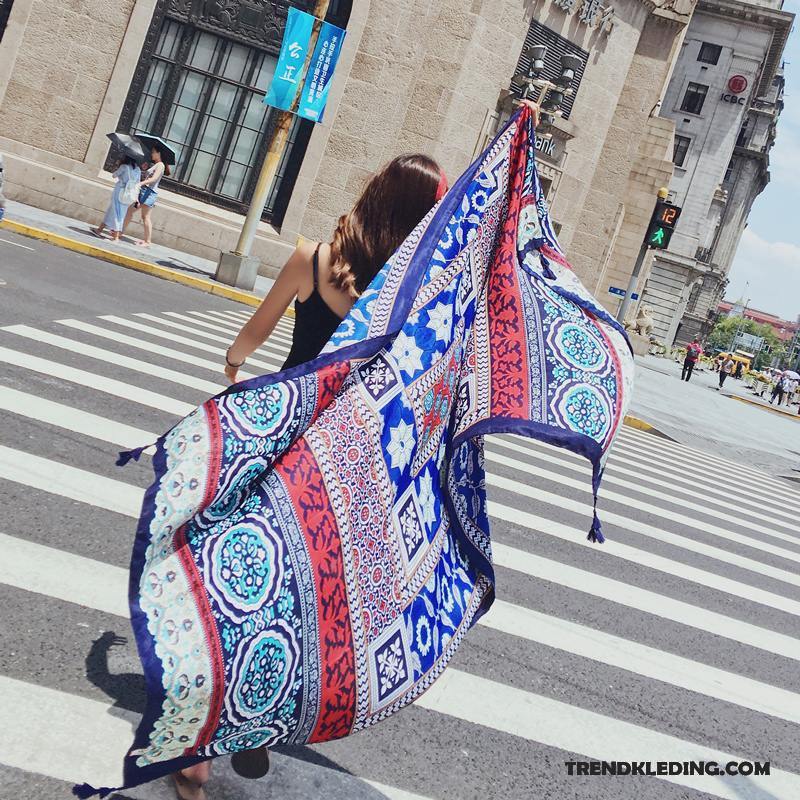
left=725, top=0, right=800, bottom=321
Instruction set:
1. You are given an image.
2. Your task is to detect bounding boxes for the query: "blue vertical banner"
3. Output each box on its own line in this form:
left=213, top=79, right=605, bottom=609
left=263, top=7, right=346, bottom=123
left=297, top=20, right=346, bottom=122
left=264, top=7, right=315, bottom=111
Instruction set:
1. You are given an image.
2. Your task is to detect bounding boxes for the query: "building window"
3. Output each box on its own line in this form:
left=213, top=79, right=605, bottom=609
left=673, top=135, right=690, bottom=167
left=736, top=118, right=750, bottom=148
left=114, top=0, right=350, bottom=226
left=687, top=284, right=702, bottom=314
left=680, top=82, right=709, bottom=115
left=511, top=21, right=588, bottom=121
left=0, top=0, right=13, bottom=42
left=697, top=42, right=722, bottom=65
left=724, top=159, right=735, bottom=183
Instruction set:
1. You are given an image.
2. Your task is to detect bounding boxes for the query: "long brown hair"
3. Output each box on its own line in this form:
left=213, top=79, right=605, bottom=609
left=330, top=154, right=447, bottom=298
left=150, top=145, right=172, bottom=177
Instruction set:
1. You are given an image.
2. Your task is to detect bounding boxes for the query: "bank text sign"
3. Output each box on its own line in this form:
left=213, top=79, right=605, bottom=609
left=264, top=7, right=346, bottom=123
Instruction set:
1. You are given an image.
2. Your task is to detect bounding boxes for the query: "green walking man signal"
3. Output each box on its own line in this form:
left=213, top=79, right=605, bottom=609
left=645, top=198, right=682, bottom=250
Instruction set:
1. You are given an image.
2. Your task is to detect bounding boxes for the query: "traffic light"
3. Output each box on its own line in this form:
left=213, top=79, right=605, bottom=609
left=645, top=200, right=682, bottom=249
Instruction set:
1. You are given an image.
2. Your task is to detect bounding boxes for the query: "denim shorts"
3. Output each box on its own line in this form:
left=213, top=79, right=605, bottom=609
left=139, top=186, right=158, bottom=207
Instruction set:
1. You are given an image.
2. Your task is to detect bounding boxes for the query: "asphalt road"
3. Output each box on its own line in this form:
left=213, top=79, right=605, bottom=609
left=1, top=232, right=799, bottom=800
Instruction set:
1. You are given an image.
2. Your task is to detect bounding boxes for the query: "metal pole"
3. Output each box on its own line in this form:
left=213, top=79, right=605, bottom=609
left=616, top=242, right=648, bottom=324
left=235, top=0, right=330, bottom=257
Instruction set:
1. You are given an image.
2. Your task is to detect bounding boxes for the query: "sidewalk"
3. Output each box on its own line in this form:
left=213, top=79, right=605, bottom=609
left=0, top=199, right=275, bottom=306
left=631, top=355, right=800, bottom=478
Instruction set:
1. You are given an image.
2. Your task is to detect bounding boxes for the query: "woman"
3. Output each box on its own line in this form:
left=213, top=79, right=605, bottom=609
left=91, top=156, right=141, bottom=241
left=174, top=153, right=448, bottom=800
left=123, top=144, right=170, bottom=247
left=223, top=153, right=450, bottom=383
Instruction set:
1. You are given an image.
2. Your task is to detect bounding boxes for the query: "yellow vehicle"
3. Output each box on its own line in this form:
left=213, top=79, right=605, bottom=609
left=716, top=350, right=753, bottom=373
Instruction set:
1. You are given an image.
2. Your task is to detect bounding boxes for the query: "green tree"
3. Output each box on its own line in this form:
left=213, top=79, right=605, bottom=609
left=706, top=316, right=785, bottom=369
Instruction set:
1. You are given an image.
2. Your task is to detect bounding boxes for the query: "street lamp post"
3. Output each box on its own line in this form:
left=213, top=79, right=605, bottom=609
left=513, top=46, right=583, bottom=133
left=215, top=0, right=331, bottom=291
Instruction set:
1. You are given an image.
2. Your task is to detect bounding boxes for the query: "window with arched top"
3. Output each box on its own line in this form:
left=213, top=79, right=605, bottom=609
left=111, top=0, right=351, bottom=227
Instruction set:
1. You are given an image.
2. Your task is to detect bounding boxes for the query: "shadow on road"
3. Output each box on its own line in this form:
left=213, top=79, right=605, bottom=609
left=85, top=631, right=360, bottom=780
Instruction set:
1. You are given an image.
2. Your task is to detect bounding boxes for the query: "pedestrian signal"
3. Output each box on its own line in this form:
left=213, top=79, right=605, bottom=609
left=645, top=200, right=681, bottom=250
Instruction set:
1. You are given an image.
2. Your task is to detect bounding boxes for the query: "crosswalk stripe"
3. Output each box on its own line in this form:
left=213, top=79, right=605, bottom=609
left=2, top=325, right=225, bottom=395
left=612, top=441, right=800, bottom=513
left=0, top=532, right=127, bottom=617
left=162, top=311, right=294, bottom=354
left=488, top=495, right=800, bottom=617
left=508, top=434, right=800, bottom=523
left=56, top=318, right=258, bottom=380
left=98, top=315, right=282, bottom=373
left=197, top=309, right=296, bottom=342
left=617, top=429, right=800, bottom=502
left=0, top=675, right=134, bottom=792
left=486, top=599, right=800, bottom=725
left=0, top=445, right=142, bottom=516
left=619, top=423, right=800, bottom=489
left=0, top=675, right=435, bottom=800
left=489, top=437, right=800, bottom=534
left=134, top=313, right=291, bottom=362
left=0, top=386, right=154, bottom=448
left=419, top=670, right=800, bottom=800
left=0, top=345, right=193, bottom=417
left=2, top=442, right=796, bottom=660
left=491, top=541, right=800, bottom=661
left=487, top=450, right=800, bottom=555
left=178, top=310, right=295, bottom=346
left=4, top=531, right=798, bottom=729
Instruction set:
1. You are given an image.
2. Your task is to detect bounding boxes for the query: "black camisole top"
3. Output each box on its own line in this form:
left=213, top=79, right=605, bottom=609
left=282, top=244, right=344, bottom=370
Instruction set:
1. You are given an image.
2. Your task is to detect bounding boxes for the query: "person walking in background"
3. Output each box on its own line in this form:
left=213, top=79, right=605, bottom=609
left=787, top=377, right=799, bottom=407
left=91, top=157, right=141, bottom=241
left=718, top=355, right=735, bottom=390
left=122, top=144, right=170, bottom=248
left=770, top=372, right=789, bottom=405
left=734, top=360, right=744, bottom=380
left=681, top=337, right=703, bottom=382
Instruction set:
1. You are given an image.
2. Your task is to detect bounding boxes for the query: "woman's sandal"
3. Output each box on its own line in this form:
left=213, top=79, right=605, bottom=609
left=231, top=745, right=270, bottom=779
left=172, top=770, right=207, bottom=800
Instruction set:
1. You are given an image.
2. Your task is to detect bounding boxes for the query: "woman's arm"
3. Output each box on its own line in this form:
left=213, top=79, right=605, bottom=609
left=224, top=241, right=315, bottom=382
left=139, top=162, right=164, bottom=187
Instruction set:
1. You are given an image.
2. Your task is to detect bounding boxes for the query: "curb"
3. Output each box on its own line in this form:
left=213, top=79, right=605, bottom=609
left=729, top=394, right=799, bottom=420
left=0, top=218, right=269, bottom=309
left=622, top=415, right=674, bottom=440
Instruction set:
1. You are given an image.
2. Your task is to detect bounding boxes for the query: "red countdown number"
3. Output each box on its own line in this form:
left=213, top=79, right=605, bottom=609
left=661, top=207, right=678, bottom=225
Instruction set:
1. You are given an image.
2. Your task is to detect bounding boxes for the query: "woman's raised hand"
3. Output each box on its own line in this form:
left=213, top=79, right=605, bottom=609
left=517, top=99, right=541, bottom=127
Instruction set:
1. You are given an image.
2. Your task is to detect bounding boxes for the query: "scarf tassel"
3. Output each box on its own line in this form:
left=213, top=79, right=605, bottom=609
left=116, top=444, right=150, bottom=467
left=72, top=783, right=114, bottom=799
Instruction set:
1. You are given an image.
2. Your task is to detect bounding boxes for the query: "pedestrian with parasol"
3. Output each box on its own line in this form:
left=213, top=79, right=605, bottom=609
left=122, top=134, right=176, bottom=248
left=91, top=133, right=146, bottom=241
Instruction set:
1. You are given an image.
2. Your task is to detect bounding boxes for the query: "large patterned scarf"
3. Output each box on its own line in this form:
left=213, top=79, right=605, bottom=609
left=75, top=106, right=633, bottom=797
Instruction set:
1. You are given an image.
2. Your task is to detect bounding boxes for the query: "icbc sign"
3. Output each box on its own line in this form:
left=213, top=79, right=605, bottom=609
left=728, top=75, right=748, bottom=94
left=721, top=75, right=748, bottom=105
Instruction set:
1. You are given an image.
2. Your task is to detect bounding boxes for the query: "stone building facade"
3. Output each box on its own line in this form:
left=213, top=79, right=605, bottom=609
left=0, top=0, right=692, bottom=294
left=639, top=0, right=793, bottom=346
